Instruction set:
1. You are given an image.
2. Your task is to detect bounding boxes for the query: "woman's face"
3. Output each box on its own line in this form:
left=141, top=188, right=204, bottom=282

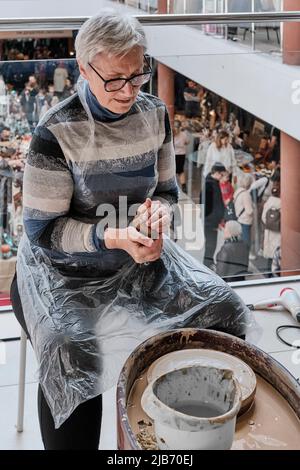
left=79, top=46, right=144, bottom=114
left=221, top=137, right=229, bottom=147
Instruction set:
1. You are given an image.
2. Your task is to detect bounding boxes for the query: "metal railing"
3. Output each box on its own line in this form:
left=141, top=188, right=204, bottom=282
left=0, top=11, right=299, bottom=32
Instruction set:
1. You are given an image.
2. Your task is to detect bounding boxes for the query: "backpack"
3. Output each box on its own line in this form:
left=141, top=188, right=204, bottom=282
left=224, top=190, right=246, bottom=222
left=265, top=207, right=280, bottom=232
left=224, top=201, right=237, bottom=222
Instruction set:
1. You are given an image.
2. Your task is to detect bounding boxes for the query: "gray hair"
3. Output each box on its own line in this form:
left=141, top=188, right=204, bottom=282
left=225, top=220, right=242, bottom=238
left=75, top=9, right=147, bottom=67
left=237, top=172, right=254, bottom=190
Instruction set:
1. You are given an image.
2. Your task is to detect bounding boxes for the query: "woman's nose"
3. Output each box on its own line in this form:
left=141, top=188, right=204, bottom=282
left=121, top=81, right=134, bottom=96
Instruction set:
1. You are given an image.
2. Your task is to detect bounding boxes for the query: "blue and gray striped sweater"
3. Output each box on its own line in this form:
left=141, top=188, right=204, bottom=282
left=21, top=85, right=179, bottom=273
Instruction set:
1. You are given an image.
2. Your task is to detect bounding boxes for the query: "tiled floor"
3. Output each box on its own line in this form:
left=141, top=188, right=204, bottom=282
left=0, top=329, right=118, bottom=450
left=1, top=278, right=299, bottom=450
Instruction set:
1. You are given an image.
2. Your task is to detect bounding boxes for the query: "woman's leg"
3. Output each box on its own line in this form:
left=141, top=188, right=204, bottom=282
left=175, top=155, right=186, bottom=190
left=10, top=272, right=31, bottom=339
left=38, top=385, right=102, bottom=450
left=11, top=272, right=103, bottom=450
left=241, top=224, right=251, bottom=247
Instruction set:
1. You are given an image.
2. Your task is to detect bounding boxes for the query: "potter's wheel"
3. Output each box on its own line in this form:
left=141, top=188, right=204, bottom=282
left=147, top=349, right=257, bottom=416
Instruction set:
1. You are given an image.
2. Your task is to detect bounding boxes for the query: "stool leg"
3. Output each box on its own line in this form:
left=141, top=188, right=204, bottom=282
left=16, top=328, right=27, bottom=432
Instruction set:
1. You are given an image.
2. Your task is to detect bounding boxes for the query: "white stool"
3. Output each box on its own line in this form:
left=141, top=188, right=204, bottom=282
left=16, top=328, right=27, bottom=432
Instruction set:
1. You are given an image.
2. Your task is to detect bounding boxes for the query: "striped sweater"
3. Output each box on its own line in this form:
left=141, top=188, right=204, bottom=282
left=22, top=89, right=179, bottom=272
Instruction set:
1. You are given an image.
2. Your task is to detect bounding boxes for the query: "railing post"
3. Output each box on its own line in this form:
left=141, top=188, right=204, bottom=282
left=224, top=0, right=228, bottom=40
left=280, top=0, right=284, bottom=52
left=251, top=0, right=256, bottom=50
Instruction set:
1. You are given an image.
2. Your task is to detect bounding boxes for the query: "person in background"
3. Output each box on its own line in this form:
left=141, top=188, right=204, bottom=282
left=254, top=134, right=272, bottom=165
left=61, top=78, right=74, bottom=100
left=34, top=88, right=47, bottom=122
left=183, top=79, right=200, bottom=118
left=219, top=170, right=234, bottom=207
left=53, top=61, right=69, bottom=98
left=271, top=245, right=281, bottom=277
left=201, top=162, right=226, bottom=268
left=262, top=180, right=281, bottom=274
left=216, top=220, right=249, bottom=281
left=27, top=74, right=39, bottom=96
left=20, top=81, right=37, bottom=132
left=45, top=83, right=55, bottom=106
left=0, top=126, right=11, bottom=142
left=203, top=130, right=236, bottom=177
left=234, top=172, right=254, bottom=247
left=173, top=119, right=190, bottom=193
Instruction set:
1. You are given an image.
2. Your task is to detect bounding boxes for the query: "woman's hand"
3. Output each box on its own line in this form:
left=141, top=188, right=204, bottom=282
left=104, top=226, right=163, bottom=264
left=132, top=198, right=171, bottom=238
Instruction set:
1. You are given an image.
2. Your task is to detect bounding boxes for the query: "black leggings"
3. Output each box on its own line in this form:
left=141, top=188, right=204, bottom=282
left=10, top=274, right=103, bottom=450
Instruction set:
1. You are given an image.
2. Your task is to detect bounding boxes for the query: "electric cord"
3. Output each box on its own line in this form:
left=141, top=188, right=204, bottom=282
left=276, top=325, right=300, bottom=349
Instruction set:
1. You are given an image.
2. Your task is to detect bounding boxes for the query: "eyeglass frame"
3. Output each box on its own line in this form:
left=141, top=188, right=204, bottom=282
left=87, top=55, right=152, bottom=92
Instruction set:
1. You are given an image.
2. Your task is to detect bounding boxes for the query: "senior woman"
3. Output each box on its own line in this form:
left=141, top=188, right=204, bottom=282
left=11, top=10, right=249, bottom=450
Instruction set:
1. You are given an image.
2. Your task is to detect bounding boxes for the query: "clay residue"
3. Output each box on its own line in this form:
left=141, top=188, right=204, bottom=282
left=179, top=331, right=193, bottom=346
left=136, top=420, right=158, bottom=450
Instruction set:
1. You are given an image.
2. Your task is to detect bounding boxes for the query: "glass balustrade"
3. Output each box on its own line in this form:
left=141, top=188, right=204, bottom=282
left=116, top=0, right=283, bottom=52
left=0, top=12, right=299, bottom=291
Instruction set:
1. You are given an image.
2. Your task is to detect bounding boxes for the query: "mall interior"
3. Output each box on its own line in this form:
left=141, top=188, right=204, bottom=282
left=0, top=0, right=299, bottom=452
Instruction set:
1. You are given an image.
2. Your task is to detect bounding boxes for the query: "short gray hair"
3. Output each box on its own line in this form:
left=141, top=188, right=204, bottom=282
left=75, top=9, right=147, bottom=67
left=225, top=220, right=242, bottom=238
left=237, top=172, right=254, bottom=190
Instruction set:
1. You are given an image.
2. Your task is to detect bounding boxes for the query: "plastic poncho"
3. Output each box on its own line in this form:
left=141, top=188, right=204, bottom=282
left=17, top=78, right=253, bottom=429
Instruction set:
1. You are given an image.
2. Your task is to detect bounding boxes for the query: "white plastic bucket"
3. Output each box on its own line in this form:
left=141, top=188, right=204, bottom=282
left=141, top=365, right=241, bottom=450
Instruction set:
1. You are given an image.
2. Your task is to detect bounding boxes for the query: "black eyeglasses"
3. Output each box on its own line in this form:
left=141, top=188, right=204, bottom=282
left=88, top=55, right=152, bottom=92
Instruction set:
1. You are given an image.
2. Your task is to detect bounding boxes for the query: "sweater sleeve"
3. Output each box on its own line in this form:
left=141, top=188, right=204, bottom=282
left=261, top=198, right=269, bottom=224
left=244, top=191, right=254, bottom=217
left=152, top=107, right=179, bottom=208
left=203, top=143, right=213, bottom=177
left=23, top=126, right=104, bottom=254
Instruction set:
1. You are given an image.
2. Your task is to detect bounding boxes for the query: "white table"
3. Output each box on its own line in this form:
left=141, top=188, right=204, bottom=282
left=231, top=278, right=300, bottom=381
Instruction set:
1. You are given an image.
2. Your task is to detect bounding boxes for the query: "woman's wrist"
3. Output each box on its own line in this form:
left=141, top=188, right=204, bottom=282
left=104, top=227, right=127, bottom=250
left=104, top=227, right=117, bottom=249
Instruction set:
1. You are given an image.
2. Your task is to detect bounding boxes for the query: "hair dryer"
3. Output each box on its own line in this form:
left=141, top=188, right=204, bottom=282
left=248, top=288, right=300, bottom=323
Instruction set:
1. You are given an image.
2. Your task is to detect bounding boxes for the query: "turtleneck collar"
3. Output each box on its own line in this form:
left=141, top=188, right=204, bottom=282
left=85, top=81, right=128, bottom=122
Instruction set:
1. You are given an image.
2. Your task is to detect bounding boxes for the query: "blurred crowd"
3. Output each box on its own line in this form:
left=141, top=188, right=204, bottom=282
left=173, top=79, right=281, bottom=279
left=0, top=55, right=282, bottom=277
left=0, top=58, right=77, bottom=260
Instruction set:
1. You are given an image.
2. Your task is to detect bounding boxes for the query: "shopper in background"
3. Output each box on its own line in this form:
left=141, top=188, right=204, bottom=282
left=53, top=61, right=69, bottom=98
left=271, top=245, right=281, bottom=277
left=254, top=134, right=272, bottom=165
left=183, top=79, right=200, bottom=118
left=219, top=170, right=234, bottom=207
left=203, top=130, right=236, bottom=177
left=234, top=172, right=254, bottom=247
left=262, top=180, right=281, bottom=273
left=216, top=220, right=249, bottom=281
left=201, top=162, right=226, bottom=267
left=173, top=119, right=190, bottom=193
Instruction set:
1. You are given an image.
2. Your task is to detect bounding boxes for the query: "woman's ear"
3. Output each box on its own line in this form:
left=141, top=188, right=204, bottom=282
left=78, top=60, right=88, bottom=80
